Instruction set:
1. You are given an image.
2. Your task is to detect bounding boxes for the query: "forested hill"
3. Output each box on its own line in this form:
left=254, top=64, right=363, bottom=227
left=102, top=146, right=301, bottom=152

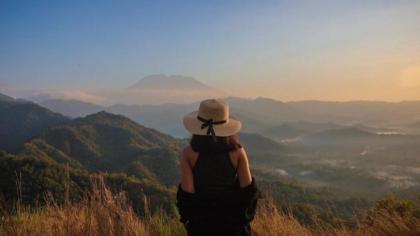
left=0, top=109, right=184, bottom=214
left=29, top=111, right=182, bottom=185
left=0, top=94, right=70, bottom=152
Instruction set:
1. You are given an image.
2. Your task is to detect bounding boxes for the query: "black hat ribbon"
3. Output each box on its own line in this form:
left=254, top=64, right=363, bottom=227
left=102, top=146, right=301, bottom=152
left=197, top=115, right=227, bottom=139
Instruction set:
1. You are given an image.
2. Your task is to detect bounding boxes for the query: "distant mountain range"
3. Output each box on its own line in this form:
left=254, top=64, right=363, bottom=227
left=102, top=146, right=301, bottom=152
left=129, top=74, right=212, bottom=90
left=260, top=121, right=342, bottom=141
left=301, top=127, right=377, bottom=145
left=40, top=99, right=104, bottom=118
left=5, top=73, right=420, bottom=133
left=33, top=94, right=420, bottom=138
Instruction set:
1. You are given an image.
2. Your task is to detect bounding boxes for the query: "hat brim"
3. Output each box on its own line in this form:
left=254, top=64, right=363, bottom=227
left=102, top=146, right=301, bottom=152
left=183, top=111, right=241, bottom=137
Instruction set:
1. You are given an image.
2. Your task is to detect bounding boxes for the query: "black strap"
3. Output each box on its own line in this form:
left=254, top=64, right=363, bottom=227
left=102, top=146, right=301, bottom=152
left=197, top=116, right=226, bottom=140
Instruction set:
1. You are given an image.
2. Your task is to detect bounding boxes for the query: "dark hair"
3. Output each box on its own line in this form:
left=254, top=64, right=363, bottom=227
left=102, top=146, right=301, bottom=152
left=190, top=134, right=242, bottom=154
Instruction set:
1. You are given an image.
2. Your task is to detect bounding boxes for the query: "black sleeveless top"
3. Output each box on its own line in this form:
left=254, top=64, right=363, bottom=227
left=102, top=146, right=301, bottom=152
left=192, top=150, right=239, bottom=198
left=178, top=149, right=260, bottom=236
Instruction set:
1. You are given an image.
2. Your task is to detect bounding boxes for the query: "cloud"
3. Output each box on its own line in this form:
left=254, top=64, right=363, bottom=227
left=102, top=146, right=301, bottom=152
left=0, top=85, right=226, bottom=106
left=398, top=66, right=420, bottom=88
left=97, top=87, right=227, bottom=105
left=0, top=86, right=105, bottom=103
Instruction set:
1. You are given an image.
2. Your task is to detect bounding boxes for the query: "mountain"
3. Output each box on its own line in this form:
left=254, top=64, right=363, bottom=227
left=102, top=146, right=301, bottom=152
left=262, top=123, right=307, bottom=140
left=0, top=150, right=176, bottom=214
left=226, top=98, right=420, bottom=129
left=40, top=99, right=105, bottom=118
left=287, top=100, right=420, bottom=127
left=301, top=127, right=377, bottom=145
left=129, top=74, right=211, bottom=90
left=0, top=111, right=184, bottom=213
left=238, top=132, right=287, bottom=155
left=107, top=102, right=197, bottom=138
left=226, top=97, right=303, bottom=125
left=405, top=121, right=420, bottom=132
left=235, top=132, right=295, bottom=168
left=103, top=74, right=226, bottom=105
left=259, top=121, right=390, bottom=142
left=0, top=94, right=70, bottom=152
left=0, top=93, right=15, bottom=102
left=307, top=127, right=376, bottom=139
left=261, top=121, right=344, bottom=141
left=22, top=111, right=182, bottom=185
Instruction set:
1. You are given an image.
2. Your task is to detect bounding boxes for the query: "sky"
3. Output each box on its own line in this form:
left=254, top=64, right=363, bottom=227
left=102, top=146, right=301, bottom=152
left=1, top=0, right=420, bottom=102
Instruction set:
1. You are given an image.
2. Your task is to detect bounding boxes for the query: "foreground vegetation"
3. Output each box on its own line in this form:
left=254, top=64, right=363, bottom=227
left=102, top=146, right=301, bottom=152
left=1, top=178, right=419, bottom=236
left=1, top=97, right=419, bottom=235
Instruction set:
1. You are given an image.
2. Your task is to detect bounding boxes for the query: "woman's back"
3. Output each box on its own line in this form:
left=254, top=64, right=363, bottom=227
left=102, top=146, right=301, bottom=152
left=177, top=99, right=260, bottom=236
left=192, top=150, right=239, bottom=198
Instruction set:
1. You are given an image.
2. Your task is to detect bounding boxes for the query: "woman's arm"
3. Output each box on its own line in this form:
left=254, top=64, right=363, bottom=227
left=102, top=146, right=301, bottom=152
left=180, top=147, right=195, bottom=193
left=236, top=147, right=253, bottom=188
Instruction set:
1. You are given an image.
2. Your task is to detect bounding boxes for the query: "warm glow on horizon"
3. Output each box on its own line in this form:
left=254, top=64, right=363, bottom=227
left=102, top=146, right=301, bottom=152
left=1, top=1, right=420, bottom=102
left=399, top=66, right=420, bottom=88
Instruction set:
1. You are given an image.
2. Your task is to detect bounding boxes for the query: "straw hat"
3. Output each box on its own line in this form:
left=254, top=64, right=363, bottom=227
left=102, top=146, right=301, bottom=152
left=183, top=98, right=241, bottom=137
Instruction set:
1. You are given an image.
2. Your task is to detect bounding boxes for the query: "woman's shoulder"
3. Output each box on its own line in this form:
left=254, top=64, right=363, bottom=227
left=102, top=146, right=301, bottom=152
left=229, top=146, right=247, bottom=159
left=182, top=145, right=199, bottom=166
left=182, top=145, right=198, bottom=156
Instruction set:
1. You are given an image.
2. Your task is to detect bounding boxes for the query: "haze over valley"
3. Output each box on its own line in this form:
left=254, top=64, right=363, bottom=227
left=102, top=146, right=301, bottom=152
left=2, top=74, right=420, bottom=202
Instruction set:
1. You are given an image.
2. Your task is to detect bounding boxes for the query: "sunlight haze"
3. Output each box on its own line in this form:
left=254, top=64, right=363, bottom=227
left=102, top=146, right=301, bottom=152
left=1, top=0, right=419, bottom=102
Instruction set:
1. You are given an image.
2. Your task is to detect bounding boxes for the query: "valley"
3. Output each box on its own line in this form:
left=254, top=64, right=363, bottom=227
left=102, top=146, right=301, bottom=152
left=1, top=91, right=419, bottom=226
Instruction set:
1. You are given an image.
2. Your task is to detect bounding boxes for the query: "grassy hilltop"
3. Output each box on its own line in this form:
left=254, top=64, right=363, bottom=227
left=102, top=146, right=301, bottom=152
left=1, top=178, right=419, bottom=236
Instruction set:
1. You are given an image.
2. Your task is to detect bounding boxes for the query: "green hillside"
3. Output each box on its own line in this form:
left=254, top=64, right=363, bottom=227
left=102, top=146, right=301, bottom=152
left=0, top=111, right=184, bottom=215
left=0, top=151, right=176, bottom=214
left=19, top=111, right=182, bottom=186
left=0, top=93, right=15, bottom=102
left=0, top=94, right=70, bottom=152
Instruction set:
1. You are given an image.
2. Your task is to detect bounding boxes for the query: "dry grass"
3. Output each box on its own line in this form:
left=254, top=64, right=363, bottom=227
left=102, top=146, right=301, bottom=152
left=251, top=197, right=420, bottom=236
left=0, top=179, right=418, bottom=236
left=251, top=197, right=312, bottom=236
left=1, top=178, right=144, bottom=236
